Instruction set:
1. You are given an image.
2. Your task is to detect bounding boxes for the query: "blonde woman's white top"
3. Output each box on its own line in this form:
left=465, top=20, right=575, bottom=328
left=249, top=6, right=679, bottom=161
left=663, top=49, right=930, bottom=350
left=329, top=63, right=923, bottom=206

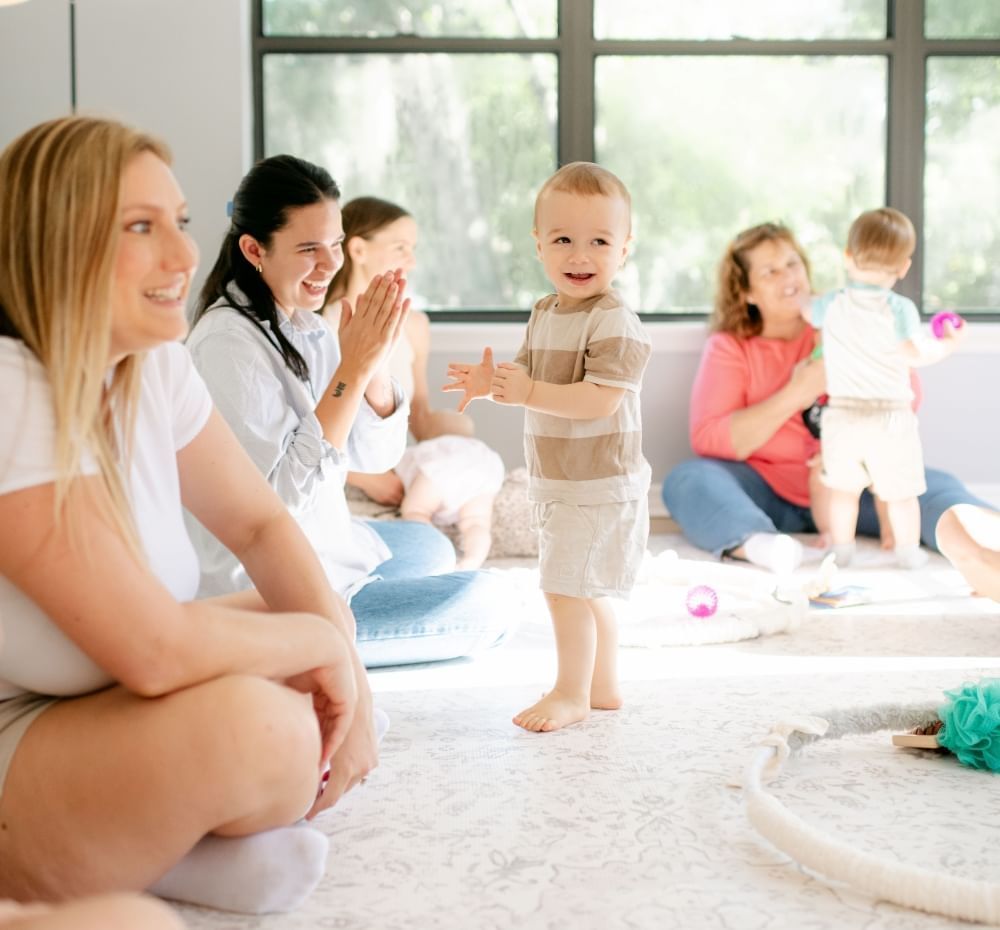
left=0, top=339, right=212, bottom=699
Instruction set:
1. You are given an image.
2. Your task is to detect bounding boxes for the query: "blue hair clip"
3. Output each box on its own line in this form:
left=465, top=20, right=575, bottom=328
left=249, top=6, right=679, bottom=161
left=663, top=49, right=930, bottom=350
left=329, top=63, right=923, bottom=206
left=226, top=200, right=234, bottom=218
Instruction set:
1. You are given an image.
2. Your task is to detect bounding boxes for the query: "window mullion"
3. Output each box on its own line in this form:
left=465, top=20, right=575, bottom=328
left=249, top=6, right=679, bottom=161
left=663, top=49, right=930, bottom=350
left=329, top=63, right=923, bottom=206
left=558, top=0, right=594, bottom=165
left=252, top=1, right=264, bottom=161
left=887, top=0, right=927, bottom=306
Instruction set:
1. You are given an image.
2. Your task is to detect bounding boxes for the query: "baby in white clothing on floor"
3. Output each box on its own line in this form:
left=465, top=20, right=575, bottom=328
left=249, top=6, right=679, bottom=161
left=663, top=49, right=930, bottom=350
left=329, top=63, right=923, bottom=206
left=395, top=434, right=505, bottom=569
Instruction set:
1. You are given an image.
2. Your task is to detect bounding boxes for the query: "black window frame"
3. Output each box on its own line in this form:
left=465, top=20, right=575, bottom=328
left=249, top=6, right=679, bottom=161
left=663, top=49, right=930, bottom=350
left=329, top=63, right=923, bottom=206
left=252, top=0, right=1000, bottom=321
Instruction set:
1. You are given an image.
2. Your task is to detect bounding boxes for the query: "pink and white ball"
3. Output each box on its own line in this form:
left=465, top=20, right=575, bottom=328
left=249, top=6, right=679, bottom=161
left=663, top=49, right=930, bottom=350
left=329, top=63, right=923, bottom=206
left=686, top=585, right=719, bottom=619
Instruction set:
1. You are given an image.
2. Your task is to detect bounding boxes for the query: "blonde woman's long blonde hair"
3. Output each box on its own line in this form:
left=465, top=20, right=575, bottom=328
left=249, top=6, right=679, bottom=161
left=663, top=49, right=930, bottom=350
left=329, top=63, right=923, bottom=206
left=0, top=116, right=170, bottom=549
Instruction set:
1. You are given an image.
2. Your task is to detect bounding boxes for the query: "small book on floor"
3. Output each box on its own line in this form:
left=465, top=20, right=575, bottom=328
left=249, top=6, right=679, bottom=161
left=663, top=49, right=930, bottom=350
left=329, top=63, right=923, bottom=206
left=809, top=585, right=873, bottom=609
left=891, top=733, right=942, bottom=749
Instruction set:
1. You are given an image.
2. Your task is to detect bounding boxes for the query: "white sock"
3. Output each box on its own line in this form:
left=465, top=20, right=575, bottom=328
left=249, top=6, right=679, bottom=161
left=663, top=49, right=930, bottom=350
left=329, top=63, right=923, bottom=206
left=829, top=543, right=856, bottom=568
left=742, top=533, right=803, bottom=574
left=150, top=824, right=328, bottom=914
left=895, top=545, right=928, bottom=570
left=373, top=706, right=390, bottom=743
left=799, top=543, right=829, bottom=565
left=153, top=706, right=391, bottom=913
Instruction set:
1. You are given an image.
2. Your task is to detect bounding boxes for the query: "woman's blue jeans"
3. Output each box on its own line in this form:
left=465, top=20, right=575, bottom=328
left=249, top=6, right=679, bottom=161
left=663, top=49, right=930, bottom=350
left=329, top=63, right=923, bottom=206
left=661, top=457, right=990, bottom=558
left=350, top=520, right=511, bottom=668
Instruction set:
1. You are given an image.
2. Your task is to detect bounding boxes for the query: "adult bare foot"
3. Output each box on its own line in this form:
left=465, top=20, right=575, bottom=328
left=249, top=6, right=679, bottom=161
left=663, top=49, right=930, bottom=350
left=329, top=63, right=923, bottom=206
left=513, top=689, right=589, bottom=732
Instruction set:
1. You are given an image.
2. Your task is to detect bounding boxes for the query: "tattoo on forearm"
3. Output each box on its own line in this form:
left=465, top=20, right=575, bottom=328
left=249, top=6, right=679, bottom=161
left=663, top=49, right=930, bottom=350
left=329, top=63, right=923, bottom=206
left=332, top=381, right=347, bottom=398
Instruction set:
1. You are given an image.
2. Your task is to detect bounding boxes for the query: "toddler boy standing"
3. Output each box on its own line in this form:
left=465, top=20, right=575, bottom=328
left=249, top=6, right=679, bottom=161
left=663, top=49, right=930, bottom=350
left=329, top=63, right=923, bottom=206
left=445, top=162, right=651, bottom=731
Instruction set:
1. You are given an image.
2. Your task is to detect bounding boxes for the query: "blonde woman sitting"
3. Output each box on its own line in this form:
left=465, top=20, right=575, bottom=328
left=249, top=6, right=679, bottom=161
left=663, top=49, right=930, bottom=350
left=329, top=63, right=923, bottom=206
left=0, top=117, right=368, bottom=916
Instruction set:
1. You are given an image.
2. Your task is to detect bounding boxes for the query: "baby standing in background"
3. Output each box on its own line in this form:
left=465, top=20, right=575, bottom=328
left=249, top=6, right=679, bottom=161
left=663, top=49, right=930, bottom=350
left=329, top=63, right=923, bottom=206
left=324, top=197, right=505, bottom=569
left=806, top=207, right=964, bottom=568
left=445, top=162, right=651, bottom=732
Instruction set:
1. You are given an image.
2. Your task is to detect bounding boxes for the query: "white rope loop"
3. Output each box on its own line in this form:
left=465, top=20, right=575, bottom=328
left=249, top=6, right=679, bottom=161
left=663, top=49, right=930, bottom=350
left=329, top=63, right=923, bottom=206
left=744, top=704, right=1000, bottom=925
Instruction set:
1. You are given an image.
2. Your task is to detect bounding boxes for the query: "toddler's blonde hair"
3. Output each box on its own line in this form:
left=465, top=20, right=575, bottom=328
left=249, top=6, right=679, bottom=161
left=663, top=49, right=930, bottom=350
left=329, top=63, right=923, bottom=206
left=534, top=161, right=631, bottom=232
left=847, top=207, right=915, bottom=272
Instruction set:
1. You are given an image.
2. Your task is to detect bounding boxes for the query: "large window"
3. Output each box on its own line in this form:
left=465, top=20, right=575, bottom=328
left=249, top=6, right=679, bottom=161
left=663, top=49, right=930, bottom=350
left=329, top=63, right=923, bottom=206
left=924, top=56, right=1000, bottom=312
left=263, top=52, right=557, bottom=308
left=255, top=1, right=1000, bottom=316
left=595, top=56, right=886, bottom=308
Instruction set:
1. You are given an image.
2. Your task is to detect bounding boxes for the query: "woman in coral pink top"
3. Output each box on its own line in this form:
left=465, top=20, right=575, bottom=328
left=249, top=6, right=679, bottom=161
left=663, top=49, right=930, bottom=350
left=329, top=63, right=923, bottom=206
left=662, top=222, right=986, bottom=572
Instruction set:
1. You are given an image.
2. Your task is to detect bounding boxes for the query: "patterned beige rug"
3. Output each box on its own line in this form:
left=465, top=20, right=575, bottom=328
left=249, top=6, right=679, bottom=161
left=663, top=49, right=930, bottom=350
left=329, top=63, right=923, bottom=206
left=175, top=536, right=1000, bottom=930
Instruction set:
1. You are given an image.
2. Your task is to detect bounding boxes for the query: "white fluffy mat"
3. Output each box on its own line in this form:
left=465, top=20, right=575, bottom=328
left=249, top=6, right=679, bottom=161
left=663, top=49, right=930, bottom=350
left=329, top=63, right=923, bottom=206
left=493, top=537, right=983, bottom=650
left=499, top=550, right=806, bottom=647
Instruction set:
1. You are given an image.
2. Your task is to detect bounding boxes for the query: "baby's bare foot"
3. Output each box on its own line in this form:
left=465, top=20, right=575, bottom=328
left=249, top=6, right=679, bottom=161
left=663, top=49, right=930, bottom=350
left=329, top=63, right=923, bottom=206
left=513, top=689, right=589, bottom=732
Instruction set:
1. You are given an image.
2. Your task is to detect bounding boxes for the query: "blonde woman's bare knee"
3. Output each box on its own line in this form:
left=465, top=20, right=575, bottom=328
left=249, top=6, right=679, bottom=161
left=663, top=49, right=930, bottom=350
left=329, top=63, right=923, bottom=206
left=0, top=677, right=319, bottom=901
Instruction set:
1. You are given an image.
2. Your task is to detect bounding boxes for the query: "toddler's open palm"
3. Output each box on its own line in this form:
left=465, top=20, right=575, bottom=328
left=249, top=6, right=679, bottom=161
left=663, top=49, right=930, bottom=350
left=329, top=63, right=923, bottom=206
left=443, top=347, right=495, bottom=413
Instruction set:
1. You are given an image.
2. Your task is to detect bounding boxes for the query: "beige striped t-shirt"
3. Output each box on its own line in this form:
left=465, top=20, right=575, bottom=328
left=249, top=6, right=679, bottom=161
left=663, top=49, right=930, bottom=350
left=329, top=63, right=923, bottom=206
left=513, top=290, right=651, bottom=505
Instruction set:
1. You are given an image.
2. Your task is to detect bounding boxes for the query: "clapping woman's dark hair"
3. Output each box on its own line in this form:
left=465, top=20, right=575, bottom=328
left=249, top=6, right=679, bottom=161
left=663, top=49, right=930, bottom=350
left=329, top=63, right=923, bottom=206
left=197, top=154, right=340, bottom=381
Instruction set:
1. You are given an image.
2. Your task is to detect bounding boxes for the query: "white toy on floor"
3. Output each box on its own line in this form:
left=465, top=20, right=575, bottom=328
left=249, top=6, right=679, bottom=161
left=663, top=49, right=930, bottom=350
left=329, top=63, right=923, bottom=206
left=617, top=550, right=807, bottom=647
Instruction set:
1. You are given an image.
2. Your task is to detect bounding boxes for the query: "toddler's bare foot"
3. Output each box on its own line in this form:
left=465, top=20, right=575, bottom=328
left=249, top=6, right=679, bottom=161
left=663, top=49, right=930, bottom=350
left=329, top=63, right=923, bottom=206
left=589, top=685, right=622, bottom=711
left=589, top=666, right=622, bottom=710
left=534, top=686, right=621, bottom=709
left=513, top=689, right=589, bottom=732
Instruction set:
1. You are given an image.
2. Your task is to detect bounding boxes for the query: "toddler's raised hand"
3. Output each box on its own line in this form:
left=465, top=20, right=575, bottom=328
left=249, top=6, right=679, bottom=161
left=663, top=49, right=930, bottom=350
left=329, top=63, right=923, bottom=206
left=443, top=347, right=495, bottom=413
left=492, top=362, right=534, bottom=407
left=936, top=316, right=967, bottom=349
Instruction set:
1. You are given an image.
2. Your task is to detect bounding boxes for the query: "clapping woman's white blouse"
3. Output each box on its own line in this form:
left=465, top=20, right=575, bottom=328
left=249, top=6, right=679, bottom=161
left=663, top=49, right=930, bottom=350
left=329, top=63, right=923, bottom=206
left=185, top=293, right=408, bottom=601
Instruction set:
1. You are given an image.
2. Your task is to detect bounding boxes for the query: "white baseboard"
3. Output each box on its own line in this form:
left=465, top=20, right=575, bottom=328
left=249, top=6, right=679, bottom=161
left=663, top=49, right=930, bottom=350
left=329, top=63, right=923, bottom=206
left=652, top=482, right=1000, bottom=521
left=430, top=320, right=712, bottom=354
left=430, top=320, right=1000, bottom=355
left=649, top=485, right=668, bottom=517
left=968, top=484, right=1000, bottom=509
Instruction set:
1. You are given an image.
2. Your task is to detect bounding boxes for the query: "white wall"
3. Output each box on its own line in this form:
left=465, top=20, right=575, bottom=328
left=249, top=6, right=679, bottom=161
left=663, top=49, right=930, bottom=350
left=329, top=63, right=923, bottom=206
left=430, top=322, right=1000, bottom=496
left=0, top=0, right=251, bottom=301
left=2, top=0, right=998, bottom=494
left=0, top=0, right=70, bottom=136
left=426, top=323, right=702, bottom=478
